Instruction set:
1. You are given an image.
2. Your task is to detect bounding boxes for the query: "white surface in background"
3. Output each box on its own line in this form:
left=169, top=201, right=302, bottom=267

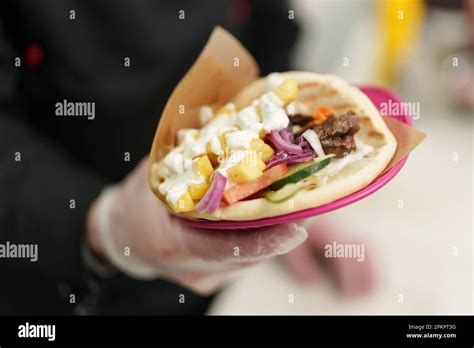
left=209, top=1, right=473, bottom=315
left=209, top=112, right=471, bottom=314
left=291, top=0, right=378, bottom=83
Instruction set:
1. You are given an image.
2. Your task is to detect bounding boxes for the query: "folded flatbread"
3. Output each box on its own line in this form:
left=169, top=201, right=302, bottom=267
left=149, top=71, right=397, bottom=221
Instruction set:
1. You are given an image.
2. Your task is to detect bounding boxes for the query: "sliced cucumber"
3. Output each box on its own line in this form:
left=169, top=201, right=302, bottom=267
left=270, top=156, right=332, bottom=191
left=264, top=183, right=302, bottom=203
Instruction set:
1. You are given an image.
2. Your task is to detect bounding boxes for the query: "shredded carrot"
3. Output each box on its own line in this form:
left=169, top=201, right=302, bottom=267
left=312, top=105, right=333, bottom=124
left=313, top=111, right=326, bottom=120
left=318, top=105, right=333, bottom=117
left=314, top=117, right=327, bottom=125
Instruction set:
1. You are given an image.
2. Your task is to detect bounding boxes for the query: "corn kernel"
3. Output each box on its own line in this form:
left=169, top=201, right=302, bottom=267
left=215, top=103, right=236, bottom=117
left=228, top=163, right=263, bottom=183
left=169, top=192, right=195, bottom=213
left=251, top=139, right=274, bottom=162
left=274, top=79, right=298, bottom=105
left=189, top=183, right=210, bottom=200
left=241, top=152, right=266, bottom=171
left=254, top=158, right=266, bottom=171
left=260, top=144, right=274, bottom=161
left=250, top=139, right=265, bottom=152
left=193, top=155, right=214, bottom=179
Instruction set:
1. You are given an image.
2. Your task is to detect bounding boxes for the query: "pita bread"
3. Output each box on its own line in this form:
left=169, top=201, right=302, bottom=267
left=156, top=72, right=397, bottom=221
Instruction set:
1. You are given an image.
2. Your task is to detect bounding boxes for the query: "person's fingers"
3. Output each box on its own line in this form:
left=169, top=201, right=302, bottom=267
left=281, top=241, right=322, bottom=283
left=304, top=221, right=377, bottom=296
left=305, top=221, right=338, bottom=250
left=176, top=222, right=308, bottom=263
left=168, top=267, right=251, bottom=295
left=331, top=252, right=377, bottom=297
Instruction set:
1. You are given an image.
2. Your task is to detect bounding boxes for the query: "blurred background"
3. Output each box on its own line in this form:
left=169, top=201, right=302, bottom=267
left=1, top=0, right=471, bottom=316
left=210, top=0, right=473, bottom=314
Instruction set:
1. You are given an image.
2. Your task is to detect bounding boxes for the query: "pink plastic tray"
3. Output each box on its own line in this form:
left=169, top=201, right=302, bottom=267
left=179, top=86, right=412, bottom=229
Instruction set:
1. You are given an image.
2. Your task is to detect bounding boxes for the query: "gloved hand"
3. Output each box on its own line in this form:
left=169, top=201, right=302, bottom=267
left=86, top=158, right=308, bottom=294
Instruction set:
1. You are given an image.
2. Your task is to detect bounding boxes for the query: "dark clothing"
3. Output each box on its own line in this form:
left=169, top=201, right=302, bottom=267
left=0, top=0, right=297, bottom=314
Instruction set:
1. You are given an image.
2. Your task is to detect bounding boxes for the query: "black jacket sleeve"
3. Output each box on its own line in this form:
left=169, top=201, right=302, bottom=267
left=242, top=0, right=299, bottom=74
left=0, top=23, right=106, bottom=284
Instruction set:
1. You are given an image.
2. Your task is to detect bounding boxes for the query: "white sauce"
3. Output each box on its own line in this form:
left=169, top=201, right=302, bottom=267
left=188, top=142, right=206, bottom=158
left=266, top=72, right=285, bottom=90
left=236, top=106, right=260, bottom=129
left=225, top=122, right=262, bottom=150
left=209, top=136, right=223, bottom=154
left=322, top=138, right=374, bottom=175
left=287, top=100, right=311, bottom=115
left=163, top=153, right=185, bottom=175
left=259, top=92, right=289, bottom=132
left=159, top=156, right=205, bottom=205
left=176, top=128, right=198, bottom=145
left=199, top=106, right=214, bottom=126
left=157, top=76, right=293, bottom=204
left=217, top=149, right=257, bottom=189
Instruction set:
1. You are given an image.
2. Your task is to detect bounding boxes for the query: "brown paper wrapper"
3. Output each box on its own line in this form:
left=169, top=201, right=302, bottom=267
left=382, top=116, right=426, bottom=173
left=148, top=26, right=259, bottom=185
left=148, top=26, right=426, bottom=195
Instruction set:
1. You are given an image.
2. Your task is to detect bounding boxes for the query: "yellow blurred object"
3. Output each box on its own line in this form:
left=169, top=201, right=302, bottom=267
left=274, top=79, right=299, bottom=105
left=250, top=139, right=274, bottom=161
left=206, top=135, right=227, bottom=153
left=250, top=138, right=265, bottom=151
left=193, top=155, right=214, bottom=179
left=254, top=159, right=266, bottom=171
left=215, top=104, right=235, bottom=117
left=206, top=135, right=228, bottom=165
left=189, top=183, right=210, bottom=200
left=259, top=144, right=274, bottom=161
left=376, top=0, right=425, bottom=85
left=169, top=192, right=195, bottom=213
left=228, top=163, right=263, bottom=183
left=206, top=152, right=219, bottom=166
left=242, top=152, right=266, bottom=171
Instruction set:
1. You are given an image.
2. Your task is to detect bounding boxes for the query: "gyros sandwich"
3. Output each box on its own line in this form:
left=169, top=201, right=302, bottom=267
left=149, top=72, right=397, bottom=221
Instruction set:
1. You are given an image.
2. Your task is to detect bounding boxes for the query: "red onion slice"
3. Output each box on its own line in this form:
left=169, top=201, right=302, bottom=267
left=286, top=151, right=315, bottom=165
left=268, top=130, right=303, bottom=154
left=265, top=151, right=288, bottom=169
left=196, top=179, right=217, bottom=212
left=279, top=127, right=294, bottom=143
left=196, top=172, right=227, bottom=213
left=265, top=150, right=315, bottom=169
left=205, top=172, right=227, bottom=213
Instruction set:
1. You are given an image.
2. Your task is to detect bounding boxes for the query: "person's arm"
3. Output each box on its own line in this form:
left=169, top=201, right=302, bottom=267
left=0, top=24, right=307, bottom=302
left=0, top=25, right=106, bottom=283
left=83, top=157, right=308, bottom=295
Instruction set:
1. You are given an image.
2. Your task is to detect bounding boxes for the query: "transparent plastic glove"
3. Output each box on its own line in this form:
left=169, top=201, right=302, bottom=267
left=86, top=158, right=308, bottom=294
